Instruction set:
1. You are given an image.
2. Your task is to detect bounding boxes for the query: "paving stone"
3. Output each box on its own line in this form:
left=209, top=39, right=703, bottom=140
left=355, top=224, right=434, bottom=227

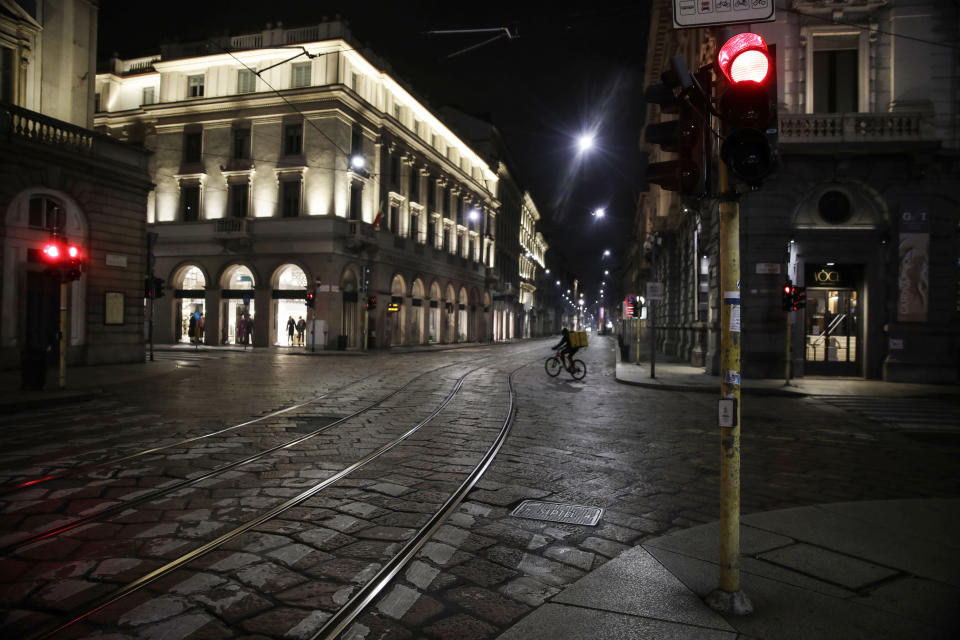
left=404, top=560, right=440, bottom=590
left=498, top=575, right=562, bottom=607
left=543, top=545, right=596, bottom=571
left=369, top=482, right=411, bottom=497
left=581, top=536, right=630, bottom=558
left=340, top=539, right=400, bottom=560
left=422, top=612, right=500, bottom=639
left=28, top=578, right=113, bottom=611
left=306, top=557, right=381, bottom=583
left=295, top=527, right=356, bottom=551
left=170, top=572, right=228, bottom=595
left=235, top=562, right=307, bottom=591
left=92, top=558, right=162, bottom=582
left=275, top=580, right=353, bottom=610
left=193, top=583, right=272, bottom=621
left=444, top=586, right=530, bottom=624
left=451, top=557, right=518, bottom=587
left=117, top=594, right=191, bottom=626
left=241, top=607, right=330, bottom=639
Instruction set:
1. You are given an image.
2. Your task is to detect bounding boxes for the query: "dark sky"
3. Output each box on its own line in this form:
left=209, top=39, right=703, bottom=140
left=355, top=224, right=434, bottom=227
left=98, top=0, right=650, bottom=296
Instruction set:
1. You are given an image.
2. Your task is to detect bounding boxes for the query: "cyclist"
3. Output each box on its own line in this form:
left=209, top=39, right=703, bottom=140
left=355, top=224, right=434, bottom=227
left=552, top=328, right=579, bottom=372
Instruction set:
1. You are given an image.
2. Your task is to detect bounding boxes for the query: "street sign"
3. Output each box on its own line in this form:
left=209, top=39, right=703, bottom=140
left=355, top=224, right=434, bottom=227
left=673, top=0, right=775, bottom=29
left=646, top=282, right=664, bottom=301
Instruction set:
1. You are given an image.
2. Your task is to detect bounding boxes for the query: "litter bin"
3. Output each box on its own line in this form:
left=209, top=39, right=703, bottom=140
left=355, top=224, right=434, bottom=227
left=337, top=335, right=347, bottom=351
left=21, top=349, right=47, bottom=390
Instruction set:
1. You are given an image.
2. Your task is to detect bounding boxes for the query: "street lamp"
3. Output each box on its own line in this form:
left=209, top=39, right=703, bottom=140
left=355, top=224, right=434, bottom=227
left=602, top=249, right=611, bottom=258
left=350, top=154, right=365, bottom=169
left=577, top=132, right=595, bottom=153
left=592, top=208, right=605, bottom=219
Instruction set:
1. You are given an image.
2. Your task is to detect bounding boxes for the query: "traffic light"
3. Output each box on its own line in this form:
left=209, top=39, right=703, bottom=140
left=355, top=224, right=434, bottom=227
left=781, top=280, right=794, bottom=312
left=716, top=33, right=778, bottom=185
left=153, top=277, right=165, bottom=298
left=643, top=56, right=710, bottom=196
left=305, top=289, right=315, bottom=308
left=40, top=238, right=84, bottom=281
left=366, top=295, right=377, bottom=310
left=145, top=276, right=153, bottom=299
left=792, top=286, right=806, bottom=311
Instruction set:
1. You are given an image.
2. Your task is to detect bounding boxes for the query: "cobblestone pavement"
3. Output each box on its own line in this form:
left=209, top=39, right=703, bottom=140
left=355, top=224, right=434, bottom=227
left=1, top=337, right=957, bottom=639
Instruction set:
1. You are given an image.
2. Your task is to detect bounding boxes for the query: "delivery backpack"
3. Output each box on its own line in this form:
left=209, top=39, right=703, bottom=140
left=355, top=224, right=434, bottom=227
left=569, top=331, right=588, bottom=348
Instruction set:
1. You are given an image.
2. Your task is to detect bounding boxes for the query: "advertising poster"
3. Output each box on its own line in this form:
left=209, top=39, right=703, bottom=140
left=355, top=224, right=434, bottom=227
left=898, top=209, right=929, bottom=322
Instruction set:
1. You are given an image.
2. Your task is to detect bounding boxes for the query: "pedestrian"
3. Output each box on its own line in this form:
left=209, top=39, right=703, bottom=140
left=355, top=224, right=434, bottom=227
left=197, top=312, right=205, bottom=343
left=246, top=315, right=254, bottom=347
left=296, top=316, right=306, bottom=346
left=188, top=312, right=197, bottom=347
left=286, top=316, right=296, bottom=346
left=236, top=315, right=246, bottom=347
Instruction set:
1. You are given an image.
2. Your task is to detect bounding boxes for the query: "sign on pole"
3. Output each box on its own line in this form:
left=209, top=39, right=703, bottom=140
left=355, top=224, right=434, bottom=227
left=646, top=282, right=664, bottom=301
left=673, top=0, right=775, bottom=29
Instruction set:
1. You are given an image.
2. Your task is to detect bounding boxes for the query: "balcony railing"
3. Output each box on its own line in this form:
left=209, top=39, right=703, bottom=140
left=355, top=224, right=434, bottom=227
left=215, top=218, right=248, bottom=235
left=2, top=102, right=148, bottom=169
left=779, top=112, right=934, bottom=144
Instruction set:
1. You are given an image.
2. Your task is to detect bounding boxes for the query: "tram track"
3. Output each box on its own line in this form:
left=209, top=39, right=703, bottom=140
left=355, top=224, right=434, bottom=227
left=22, top=357, right=528, bottom=640
left=0, top=360, right=474, bottom=555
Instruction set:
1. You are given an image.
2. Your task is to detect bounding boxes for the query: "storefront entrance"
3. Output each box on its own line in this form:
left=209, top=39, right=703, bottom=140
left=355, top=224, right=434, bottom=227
left=804, top=264, right=861, bottom=376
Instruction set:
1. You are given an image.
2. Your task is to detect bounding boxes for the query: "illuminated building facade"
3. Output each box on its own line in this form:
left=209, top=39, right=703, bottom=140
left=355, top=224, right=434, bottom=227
left=94, top=21, right=499, bottom=349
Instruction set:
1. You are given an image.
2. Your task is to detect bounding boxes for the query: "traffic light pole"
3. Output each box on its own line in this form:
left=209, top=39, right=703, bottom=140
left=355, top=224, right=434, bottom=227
left=784, top=312, right=792, bottom=385
left=707, top=150, right=753, bottom=616
left=58, top=280, right=67, bottom=388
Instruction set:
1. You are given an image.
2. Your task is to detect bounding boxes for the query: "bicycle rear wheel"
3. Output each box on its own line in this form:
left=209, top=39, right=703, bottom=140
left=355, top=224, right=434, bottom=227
left=545, top=357, right=562, bottom=377
left=570, top=359, right=586, bottom=380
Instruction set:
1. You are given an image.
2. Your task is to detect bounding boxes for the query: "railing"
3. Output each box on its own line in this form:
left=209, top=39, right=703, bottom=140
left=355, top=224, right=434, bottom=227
left=215, top=218, right=247, bottom=234
left=3, top=103, right=94, bottom=153
left=286, top=26, right=320, bottom=44
left=2, top=102, right=148, bottom=169
left=123, top=56, right=160, bottom=74
left=231, top=34, right=263, bottom=50
left=779, top=112, right=934, bottom=143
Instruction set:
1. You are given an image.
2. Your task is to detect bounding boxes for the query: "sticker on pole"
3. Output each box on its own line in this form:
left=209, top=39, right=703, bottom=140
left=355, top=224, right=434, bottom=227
left=673, top=0, right=775, bottom=29
left=719, top=398, right=738, bottom=428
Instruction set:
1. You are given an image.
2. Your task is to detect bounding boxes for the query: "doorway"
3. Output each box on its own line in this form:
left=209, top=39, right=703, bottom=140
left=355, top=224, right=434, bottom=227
left=804, top=287, right=860, bottom=375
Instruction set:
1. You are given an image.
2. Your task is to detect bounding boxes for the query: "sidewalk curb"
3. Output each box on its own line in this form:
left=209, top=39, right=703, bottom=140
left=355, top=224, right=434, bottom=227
left=614, top=375, right=809, bottom=397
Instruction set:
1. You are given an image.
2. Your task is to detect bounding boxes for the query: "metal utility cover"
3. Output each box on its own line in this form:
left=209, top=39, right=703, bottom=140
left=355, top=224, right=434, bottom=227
left=510, top=500, right=603, bottom=526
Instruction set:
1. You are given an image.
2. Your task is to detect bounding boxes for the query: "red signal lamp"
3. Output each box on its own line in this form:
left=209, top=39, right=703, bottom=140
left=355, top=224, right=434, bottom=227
left=67, top=245, right=80, bottom=259
left=718, top=33, right=769, bottom=85
left=42, top=242, right=62, bottom=262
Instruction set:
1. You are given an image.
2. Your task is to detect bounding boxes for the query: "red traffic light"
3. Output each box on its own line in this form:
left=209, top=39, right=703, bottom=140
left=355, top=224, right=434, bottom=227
left=67, top=245, right=80, bottom=259
left=718, top=33, right=769, bottom=84
left=42, top=242, right=62, bottom=262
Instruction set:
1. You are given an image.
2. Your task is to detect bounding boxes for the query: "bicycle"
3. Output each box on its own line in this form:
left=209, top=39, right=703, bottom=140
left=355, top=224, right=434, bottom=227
left=545, top=350, right=586, bottom=380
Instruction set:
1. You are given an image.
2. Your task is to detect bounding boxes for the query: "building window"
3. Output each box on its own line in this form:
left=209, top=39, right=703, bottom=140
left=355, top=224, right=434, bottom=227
left=458, top=231, right=465, bottom=257
left=814, top=49, right=858, bottom=113
left=291, top=62, right=311, bottom=88
left=410, top=211, right=420, bottom=242
left=229, top=183, right=249, bottom=218
left=351, top=124, right=363, bottom=157
left=94, top=93, right=101, bottom=112
left=393, top=103, right=401, bottom=120
left=184, top=132, right=202, bottom=163
left=187, top=74, right=205, bottom=98
left=0, top=47, right=13, bottom=103
left=390, top=154, right=401, bottom=190
left=428, top=216, right=437, bottom=247
left=238, top=69, right=256, bottom=94
left=281, top=180, right=300, bottom=217
left=284, top=124, right=302, bottom=156
left=233, top=128, right=250, bottom=160
left=443, top=187, right=451, bottom=218
left=181, top=185, right=200, bottom=221
left=351, top=72, right=359, bottom=92
left=456, top=195, right=464, bottom=225
left=142, top=86, right=155, bottom=105
left=388, top=204, right=399, bottom=233
left=349, top=182, right=363, bottom=220
left=28, top=196, right=63, bottom=230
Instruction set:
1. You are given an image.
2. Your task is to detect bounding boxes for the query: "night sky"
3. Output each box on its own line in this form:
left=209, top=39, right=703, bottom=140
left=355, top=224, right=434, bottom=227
left=98, top=0, right=651, bottom=295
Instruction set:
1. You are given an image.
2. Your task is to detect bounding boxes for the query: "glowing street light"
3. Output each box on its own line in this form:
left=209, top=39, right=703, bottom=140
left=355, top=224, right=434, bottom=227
left=468, top=208, right=480, bottom=222
left=603, top=249, right=611, bottom=258
left=577, top=132, right=595, bottom=153
left=350, top=154, right=365, bottom=169
left=592, top=208, right=605, bottom=219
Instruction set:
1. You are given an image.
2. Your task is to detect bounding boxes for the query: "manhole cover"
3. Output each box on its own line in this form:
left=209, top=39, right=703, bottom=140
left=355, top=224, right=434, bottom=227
left=510, top=500, right=603, bottom=526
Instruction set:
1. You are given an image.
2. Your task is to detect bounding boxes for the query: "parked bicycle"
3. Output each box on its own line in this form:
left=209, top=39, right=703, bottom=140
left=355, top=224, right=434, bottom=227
left=545, top=349, right=586, bottom=380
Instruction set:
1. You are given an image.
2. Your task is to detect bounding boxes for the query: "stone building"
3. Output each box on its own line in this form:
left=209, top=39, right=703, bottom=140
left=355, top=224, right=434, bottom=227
left=1, top=0, right=152, bottom=372
left=94, top=21, right=500, bottom=350
left=629, top=0, right=959, bottom=382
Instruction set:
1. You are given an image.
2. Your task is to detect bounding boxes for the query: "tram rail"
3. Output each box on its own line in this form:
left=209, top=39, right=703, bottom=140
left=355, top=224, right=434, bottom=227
left=20, top=357, right=527, bottom=640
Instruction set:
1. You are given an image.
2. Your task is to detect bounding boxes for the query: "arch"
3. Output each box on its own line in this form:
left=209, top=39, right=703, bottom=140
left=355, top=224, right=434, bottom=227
left=2, top=188, right=90, bottom=353
left=427, top=280, right=442, bottom=343
left=171, top=263, right=208, bottom=344
left=271, top=264, right=309, bottom=346
left=791, top=179, right=890, bottom=230
left=410, top=278, right=426, bottom=344
left=219, top=263, right=257, bottom=346
left=389, top=273, right=406, bottom=346
left=444, top=283, right=456, bottom=343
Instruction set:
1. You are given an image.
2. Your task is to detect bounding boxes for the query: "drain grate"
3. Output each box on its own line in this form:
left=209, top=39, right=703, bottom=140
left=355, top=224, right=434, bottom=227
left=510, top=500, right=603, bottom=526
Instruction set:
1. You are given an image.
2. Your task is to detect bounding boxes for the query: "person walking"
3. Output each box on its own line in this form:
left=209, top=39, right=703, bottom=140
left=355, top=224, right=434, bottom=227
left=197, top=312, right=205, bottom=344
left=286, top=316, right=296, bottom=346
left=188, top=312, right=198, bottom=347
left=296, top=316, right=306, bottom=347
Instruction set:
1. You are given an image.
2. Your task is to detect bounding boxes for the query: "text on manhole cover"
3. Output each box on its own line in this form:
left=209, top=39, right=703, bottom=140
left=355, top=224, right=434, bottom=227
left=510, top=500, right=603, bottom=526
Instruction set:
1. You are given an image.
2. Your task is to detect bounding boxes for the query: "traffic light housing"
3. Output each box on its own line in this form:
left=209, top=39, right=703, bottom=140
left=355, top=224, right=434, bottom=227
left=366, top=295, right=377, bottom=310
left=643, top=56, right=711, bottom=196
left=40, top=238, right=84, bottom=282
left=716, top=33, right=778, bottom=186
left=781, top=280, right=794, bottom=312
left=792, top=286, right=806, bottom=311
left=153, top=277, right=165, bottom=298
left=305, top=289, right=316, bottom=308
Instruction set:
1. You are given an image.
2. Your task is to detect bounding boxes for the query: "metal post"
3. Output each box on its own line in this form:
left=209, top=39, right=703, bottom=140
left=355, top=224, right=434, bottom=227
left=649, top=239, right=656, bottom=379
left=706, top=157, right=753, bottom=615
left=784, top=311, right=792, bottom=385
left=58, top=280, right=67, bottom=388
